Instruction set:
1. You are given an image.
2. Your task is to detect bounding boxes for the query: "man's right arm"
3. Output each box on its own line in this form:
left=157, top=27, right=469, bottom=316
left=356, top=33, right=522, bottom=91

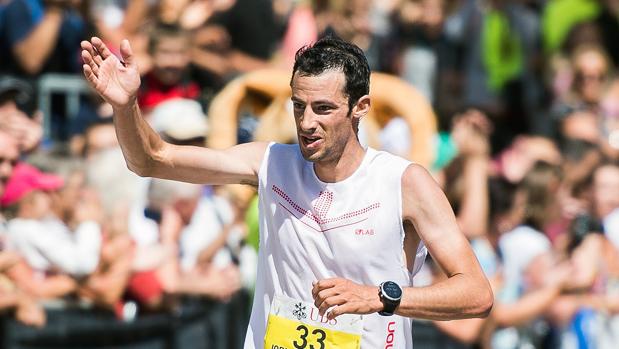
left=113, top=101, right=267, bottom=185
left=81, top=37, right=267, bottom=185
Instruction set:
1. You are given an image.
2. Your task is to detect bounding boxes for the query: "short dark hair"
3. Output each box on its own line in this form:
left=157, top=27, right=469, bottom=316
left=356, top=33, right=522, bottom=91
left=291, top=36, right=370, bottom=111
left=148, top=23, right=190, bottom=54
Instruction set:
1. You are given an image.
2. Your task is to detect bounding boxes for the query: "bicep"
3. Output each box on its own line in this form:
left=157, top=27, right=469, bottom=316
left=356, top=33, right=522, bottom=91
left=151, top=141, right=269, bottom=185
left=402, top=164, right=478, bottom=277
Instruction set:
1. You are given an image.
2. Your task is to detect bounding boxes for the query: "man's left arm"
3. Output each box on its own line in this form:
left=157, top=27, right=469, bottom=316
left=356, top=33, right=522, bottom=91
left=312, top=164, right=493, bottom=320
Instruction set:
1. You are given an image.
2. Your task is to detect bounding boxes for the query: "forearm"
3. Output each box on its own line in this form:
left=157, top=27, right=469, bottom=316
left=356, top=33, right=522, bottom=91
left=121, top=0, right=149, bottom=35
left=13, top=8, right=63, bottom=74
left=457, top=156, right=489, bottom=238
left=81, top=259, right=132, bottom=307
left=492, top=286, right=560, bottom=327
left=23, top=276, right=76, bottom=299
left=397, top=273, right=493, bottom=320
left=113, top=101, right=168, bottom=176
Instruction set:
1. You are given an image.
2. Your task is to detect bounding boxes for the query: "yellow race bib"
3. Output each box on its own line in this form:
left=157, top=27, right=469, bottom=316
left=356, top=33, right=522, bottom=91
left=264, top=295, right=363, bottom=349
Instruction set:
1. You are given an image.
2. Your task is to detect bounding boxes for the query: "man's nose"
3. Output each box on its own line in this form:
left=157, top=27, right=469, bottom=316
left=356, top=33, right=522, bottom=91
left=299, top=108, right=317, bottom=131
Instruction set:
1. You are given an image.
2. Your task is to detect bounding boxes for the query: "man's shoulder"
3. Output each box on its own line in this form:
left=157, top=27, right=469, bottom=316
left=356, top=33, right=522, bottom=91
left=367, top=148, right=412, bottom=172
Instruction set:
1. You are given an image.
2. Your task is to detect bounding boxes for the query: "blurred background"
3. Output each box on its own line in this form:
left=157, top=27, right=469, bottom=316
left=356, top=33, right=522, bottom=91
left=0, top=0, right=619, bottom=348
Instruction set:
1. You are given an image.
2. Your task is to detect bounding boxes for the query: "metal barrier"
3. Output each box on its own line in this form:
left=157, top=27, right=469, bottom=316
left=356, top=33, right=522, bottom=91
left=1, top=294, right=251, bottom=349
left=37, top=73, right=90, bottom=140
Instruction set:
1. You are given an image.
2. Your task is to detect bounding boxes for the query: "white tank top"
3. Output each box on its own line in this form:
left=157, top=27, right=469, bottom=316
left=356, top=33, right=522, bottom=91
left=244, top=143, right=427, bottom=349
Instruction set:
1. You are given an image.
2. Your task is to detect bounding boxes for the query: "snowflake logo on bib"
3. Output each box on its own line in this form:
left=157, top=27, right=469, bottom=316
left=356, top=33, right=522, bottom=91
left=292, top=302, right=307, bottom=320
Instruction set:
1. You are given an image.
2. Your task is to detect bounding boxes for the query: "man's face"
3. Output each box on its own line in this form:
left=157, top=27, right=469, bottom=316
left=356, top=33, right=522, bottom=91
left=0, top=133, right=19, bottom=196
left=152, top=36, right=191, bottom=86
left=291, top=70, right=356, bottom=163
left=593, top=165, right=619, bottom=219
left=574, top=51, right=607, bottom=103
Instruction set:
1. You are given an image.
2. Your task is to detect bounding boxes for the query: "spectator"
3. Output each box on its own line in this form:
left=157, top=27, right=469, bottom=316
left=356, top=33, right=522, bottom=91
left=81, top=118, right=118, bottom=158
left=127, top=178, right=240, bottom=312
left=207, top=0, right=280, bottom=70
left=0, top=0, right=87, bottom=76
left=0, top=75, right=43, bottom=154
left=590, top=162, right=619, bottom=244
left=138, top=23, right=201, bottom=114
left=551, top=44, right=612, bottom=128
left=444, top=109, right=492, bottom=237
left=1, top=163, right=102, bottom=278
left=499, top=161, right=561, bottom=302
left=490, top=163, right=573, bottom=348
left=395, top=0, right=450, bottom=103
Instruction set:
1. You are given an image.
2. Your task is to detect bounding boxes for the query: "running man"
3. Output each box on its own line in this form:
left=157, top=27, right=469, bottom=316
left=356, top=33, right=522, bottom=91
left=81, top=35, right=492, bottom=349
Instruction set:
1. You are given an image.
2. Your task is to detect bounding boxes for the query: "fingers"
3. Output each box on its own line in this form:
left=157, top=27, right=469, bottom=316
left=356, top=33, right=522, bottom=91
left=120, top=39, right=135, bottom=67
left=82, top=64, right=98, bottom=86
left=311, top=278, right=339, bottom=298
left=327, top=304, right=353, bottom=320
left=313, top=286, right=338, bottom=310
left=80, top=40, right=95, bottom=56
left=91, top=37, right=113, bottom=60
left=81, top=40, right=101, bottom=84
left=316, top=293, right=347, bottom=316
left=312, top=279, right=350, bottom=316
left=81, top=50, right=99, bottom=77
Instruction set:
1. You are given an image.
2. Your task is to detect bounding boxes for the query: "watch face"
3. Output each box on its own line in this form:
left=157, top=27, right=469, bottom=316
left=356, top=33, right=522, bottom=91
left=382, top=281, right=402, bottom=300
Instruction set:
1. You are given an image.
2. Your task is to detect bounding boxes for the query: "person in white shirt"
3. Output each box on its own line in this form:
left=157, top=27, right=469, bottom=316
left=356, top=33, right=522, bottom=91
left=81, top=35, right=492, bottom=349
left=2, top=163, right=102, bottom=277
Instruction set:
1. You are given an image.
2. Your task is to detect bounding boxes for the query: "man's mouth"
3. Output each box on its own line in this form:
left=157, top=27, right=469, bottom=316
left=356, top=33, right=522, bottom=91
left=300, top=135, right=323, bottom=149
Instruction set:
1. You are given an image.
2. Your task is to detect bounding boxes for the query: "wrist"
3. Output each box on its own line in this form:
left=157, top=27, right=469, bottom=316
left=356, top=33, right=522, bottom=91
left=378, top=281, right=403, bottom=316
left=371, top=287, right=384, bottom=313
left=112, top=98, right=139, bottom=113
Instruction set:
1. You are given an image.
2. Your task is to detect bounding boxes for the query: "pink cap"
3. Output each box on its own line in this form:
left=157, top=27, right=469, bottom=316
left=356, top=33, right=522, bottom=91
left=0, top=163, right=64, bottom=207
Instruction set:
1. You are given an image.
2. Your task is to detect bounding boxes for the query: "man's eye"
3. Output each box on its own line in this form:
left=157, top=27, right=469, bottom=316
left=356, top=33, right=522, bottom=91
left=317, top=106, right=331, bottom=112
left=293, top=103, right=304, bottom=110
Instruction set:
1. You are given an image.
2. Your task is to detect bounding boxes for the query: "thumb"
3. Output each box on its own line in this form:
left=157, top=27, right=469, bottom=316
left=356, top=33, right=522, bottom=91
left=120, top=39, right=135, bottom=67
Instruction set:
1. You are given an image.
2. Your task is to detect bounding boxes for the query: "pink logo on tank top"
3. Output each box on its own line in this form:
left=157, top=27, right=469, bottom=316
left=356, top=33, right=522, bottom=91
left=385, top=321, right=396, bottom=348
left=272, top=185, right=380, bottom=233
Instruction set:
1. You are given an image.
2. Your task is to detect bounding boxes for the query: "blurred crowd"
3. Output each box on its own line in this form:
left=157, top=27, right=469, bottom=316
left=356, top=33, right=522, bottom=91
left=0, top=0, right=619, bottom=348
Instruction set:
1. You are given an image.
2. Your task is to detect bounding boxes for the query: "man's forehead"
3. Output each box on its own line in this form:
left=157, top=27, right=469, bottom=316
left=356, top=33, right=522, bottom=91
left=291, top=70, right=347, bottom=100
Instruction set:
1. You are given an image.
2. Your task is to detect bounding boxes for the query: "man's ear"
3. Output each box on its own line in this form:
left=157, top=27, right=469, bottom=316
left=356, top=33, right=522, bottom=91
left=352, top=95, right=371, bottom=120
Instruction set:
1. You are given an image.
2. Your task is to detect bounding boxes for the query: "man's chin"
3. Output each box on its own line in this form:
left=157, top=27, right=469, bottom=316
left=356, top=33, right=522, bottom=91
left=300, top=147, right=321, bottom=162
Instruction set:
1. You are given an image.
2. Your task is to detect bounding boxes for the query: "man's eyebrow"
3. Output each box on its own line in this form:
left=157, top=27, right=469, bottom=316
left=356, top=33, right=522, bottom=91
left=290, top=97, right=339, bottom=106
left=311, top=99, right=337, bottom=105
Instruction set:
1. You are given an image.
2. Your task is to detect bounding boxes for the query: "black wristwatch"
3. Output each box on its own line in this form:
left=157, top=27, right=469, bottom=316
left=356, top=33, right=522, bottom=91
left=378, top=281, right=402, bottom=316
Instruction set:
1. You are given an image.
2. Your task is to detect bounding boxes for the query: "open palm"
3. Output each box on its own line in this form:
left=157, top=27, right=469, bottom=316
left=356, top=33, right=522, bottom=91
left=81, top=37, right=140, bottom=109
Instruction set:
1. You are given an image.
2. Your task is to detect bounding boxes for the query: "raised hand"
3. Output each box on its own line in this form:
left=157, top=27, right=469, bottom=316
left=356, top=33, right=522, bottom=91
left=81, top=37, right=140, bottom=109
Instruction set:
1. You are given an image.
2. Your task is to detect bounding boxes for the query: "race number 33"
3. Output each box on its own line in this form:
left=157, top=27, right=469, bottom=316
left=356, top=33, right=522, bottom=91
left=264, top=295, right=363, bottom=349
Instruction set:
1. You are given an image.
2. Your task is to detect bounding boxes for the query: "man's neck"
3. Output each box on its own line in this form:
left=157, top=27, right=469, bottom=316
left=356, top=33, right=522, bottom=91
left=313, top=142, right=366, bottom=183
